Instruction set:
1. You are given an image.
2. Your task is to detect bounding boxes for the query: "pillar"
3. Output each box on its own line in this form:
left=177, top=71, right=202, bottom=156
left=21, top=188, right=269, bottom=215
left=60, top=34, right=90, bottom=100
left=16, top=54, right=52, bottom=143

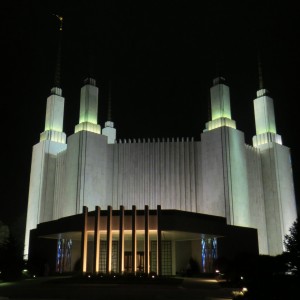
left=157, top=205, right=162, bottom=276
left=81, top=206, right=88, bottom=274
left=106, top=205, right=112, bottom=274
left=144, top=205, right=149, bottom=274
left=93, top=206, right=101, bottom=273
left=132, top=205, right=137, bottom=274
left=119, top=205, right=124, bottom=274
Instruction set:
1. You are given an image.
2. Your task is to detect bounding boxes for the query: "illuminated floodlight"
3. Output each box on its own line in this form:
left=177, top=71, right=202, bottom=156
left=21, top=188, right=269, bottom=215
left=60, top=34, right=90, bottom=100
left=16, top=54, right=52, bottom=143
left=232, top=287, right=248, bottom=297
left=22, top=269, right=29, bottom=275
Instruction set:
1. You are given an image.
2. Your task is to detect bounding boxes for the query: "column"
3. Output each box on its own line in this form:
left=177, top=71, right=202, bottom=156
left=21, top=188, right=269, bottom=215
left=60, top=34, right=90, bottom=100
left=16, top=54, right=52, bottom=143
left=93, top=206, right=101, bottom=274
left=144, top=205, right=149, bottom=274
left=106, top=205, right=112, bottom=274
left=132, top=205, right=137, bottom=274
left=157, top=205, right=162, bottom=276
left=81, top=206, right=88, bottom=274
left=119, top=205, right=124, bottom=274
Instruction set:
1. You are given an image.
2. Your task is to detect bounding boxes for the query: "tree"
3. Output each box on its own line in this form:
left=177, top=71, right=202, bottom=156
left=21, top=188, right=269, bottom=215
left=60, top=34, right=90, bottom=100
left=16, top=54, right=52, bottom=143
left=0, top=220, right=25, bottom=281
left=284, top=218, right=299, bottom=276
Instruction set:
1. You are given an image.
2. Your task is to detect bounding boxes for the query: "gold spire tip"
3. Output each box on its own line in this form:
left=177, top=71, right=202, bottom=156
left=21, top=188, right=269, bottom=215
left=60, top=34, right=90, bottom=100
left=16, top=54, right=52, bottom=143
left=53, top=14, right=63, bottom=31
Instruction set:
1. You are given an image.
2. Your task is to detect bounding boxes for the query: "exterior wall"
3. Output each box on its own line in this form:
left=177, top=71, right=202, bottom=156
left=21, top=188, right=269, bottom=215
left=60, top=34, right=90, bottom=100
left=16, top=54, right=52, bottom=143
left=24, top=140, right=67, bottom=257
left=259, top=143, right=297, bottom=255
left=110, top=138, right=198, bottom=211
left=191, top=240, right=202, bottom=272
left=201, top=129, right=226, bottom=218
left=61, top=132, right=108, bottom=218
left=194, top=142, right=203, bottom=213
left=71, top=240, right=81, bottom=272
left=28, top=130, right=297, bottom=257
left=175, top=241, right=192, bottom=274
left=53, top=150, right=66, bottom=219
left=104, top=144, right=114, bottom=205
left=245, top=145, right=268, bottom=254
left=171, top=240, right=176, bottom=275
left=273, top=144, right=297, bottom=242
left=201, top=127, right=250, bottom=227
left=226, top=129, right=250, bottom=227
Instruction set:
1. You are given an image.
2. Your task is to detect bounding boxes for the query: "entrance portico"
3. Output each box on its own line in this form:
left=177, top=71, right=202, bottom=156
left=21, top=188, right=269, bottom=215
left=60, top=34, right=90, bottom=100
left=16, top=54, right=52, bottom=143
left=28, top=207, right=259, bottom=276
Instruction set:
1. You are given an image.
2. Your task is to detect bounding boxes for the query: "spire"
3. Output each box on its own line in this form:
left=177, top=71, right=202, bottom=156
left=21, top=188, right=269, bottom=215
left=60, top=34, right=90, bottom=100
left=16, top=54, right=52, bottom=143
left=102, top=80, right=116, bottom=144
left=257, top=50, right=264, bottom=90
left=53, top=14, right=63, bottom=90
left=39, top=14, right=66, bottom=144
left=252, top=47, right=282, bottom=147
left=86, top=38, right=96, bottom=79
left=252, top=73, right=282, bottom=147
left=107, top=80, right=112, bottom=121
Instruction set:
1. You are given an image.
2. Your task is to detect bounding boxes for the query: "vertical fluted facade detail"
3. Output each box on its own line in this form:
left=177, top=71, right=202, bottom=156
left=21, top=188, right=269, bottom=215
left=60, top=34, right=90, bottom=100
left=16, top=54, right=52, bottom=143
left=53, top=150, right=66, bottom=219
left=111, top=139, right=200, bottom=211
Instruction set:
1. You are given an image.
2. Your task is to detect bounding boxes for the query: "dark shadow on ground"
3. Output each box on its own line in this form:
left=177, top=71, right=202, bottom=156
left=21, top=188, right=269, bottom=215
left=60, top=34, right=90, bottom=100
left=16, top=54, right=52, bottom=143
left=217, top=274, right=299, bottom=300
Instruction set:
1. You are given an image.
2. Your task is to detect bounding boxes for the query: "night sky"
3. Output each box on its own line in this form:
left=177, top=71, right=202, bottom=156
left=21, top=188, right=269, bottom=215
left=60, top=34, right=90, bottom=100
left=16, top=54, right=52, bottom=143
left=2, top=0, right=300, bottom=233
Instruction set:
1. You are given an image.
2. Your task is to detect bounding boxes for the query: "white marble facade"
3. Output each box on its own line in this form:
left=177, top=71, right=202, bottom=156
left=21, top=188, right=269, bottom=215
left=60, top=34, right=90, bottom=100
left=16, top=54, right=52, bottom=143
left=24, top=77, right=298, bottom=258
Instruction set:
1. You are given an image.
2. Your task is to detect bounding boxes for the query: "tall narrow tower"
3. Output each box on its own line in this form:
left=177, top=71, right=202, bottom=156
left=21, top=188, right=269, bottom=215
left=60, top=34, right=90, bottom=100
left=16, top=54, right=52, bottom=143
left=201, top=77, right=250, bottom=227
left=74, top=78, right=101, bottom=134
left=60, top=78, right=109, bottom=218
left=24, top=15, right=67, bottom=259
left=253, top=88, right=297, bottom=255
left=102, top=81, right=116, bottom=144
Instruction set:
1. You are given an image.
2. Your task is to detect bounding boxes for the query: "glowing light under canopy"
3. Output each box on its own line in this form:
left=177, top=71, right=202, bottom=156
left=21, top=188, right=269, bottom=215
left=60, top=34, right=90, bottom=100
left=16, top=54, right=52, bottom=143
left=75, top=122, right=101, bottom=134
left=79, top=114, right=98, bottom=125
left=40, top=130, right=66, bottom=143
left=253, top=132, right=282, bottom=147
left=211, top=111, right=232, bottom=121
left=205, top=117, right=236, bottom=131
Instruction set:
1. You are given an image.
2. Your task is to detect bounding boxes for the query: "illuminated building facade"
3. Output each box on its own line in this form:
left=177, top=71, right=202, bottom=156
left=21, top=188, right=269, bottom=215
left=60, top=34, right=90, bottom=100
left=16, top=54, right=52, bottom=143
left=25, top=76, right=298, bottom=275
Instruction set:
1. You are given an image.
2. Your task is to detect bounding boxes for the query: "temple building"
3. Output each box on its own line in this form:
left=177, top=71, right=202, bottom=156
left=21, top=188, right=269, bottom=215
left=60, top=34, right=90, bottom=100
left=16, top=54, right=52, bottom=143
left=24, top=76, right=298, bottom=275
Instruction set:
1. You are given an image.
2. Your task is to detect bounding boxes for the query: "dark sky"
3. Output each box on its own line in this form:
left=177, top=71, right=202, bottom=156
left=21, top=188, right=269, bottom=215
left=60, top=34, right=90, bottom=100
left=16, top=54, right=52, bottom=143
left=2, top=0, right=300, bottom=232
